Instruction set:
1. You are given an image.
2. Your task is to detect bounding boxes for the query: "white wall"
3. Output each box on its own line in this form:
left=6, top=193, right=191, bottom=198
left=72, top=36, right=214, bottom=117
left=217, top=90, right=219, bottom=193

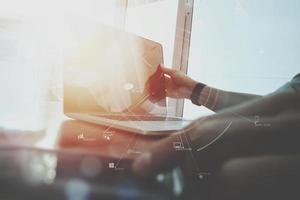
left=125, top=0, right=179, bottom=66
left=184, top=0, right=300, bottom=119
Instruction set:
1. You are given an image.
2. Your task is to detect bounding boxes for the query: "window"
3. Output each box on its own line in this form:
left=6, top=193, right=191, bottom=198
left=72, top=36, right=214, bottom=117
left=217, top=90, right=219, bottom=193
left=0, top=0, right=184, bottom=129
left=184, top=0, right=300, bottom=119
left=0, top=0, right=127, bottom=130
left=125, top=0, right=180, bottom=116
left=125, top=0, right=179, bottom=66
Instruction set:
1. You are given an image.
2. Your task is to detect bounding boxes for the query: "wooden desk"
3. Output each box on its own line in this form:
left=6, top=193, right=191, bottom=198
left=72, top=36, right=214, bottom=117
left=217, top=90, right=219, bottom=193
left=34, top=102, right=165, bottom=163
left=0, top=103, right=197, bottom=199
left=57, top=119, right=163, bottom=160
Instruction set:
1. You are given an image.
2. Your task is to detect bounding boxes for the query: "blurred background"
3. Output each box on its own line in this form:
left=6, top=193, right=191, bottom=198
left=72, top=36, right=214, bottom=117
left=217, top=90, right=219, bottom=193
left=184, top=0, right=300, bottom=118
left=0, top=0, right=178, bottom=132
left=0, top=0, right=299, bottom=127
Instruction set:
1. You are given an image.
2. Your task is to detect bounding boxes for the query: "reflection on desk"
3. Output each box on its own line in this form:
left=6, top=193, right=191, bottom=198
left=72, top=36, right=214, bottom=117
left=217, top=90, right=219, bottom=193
left=57, top=120, right=164, bottom=160
left=0, top=146, right=173, bottom=200
left=0, top=119, right=180, bottom=199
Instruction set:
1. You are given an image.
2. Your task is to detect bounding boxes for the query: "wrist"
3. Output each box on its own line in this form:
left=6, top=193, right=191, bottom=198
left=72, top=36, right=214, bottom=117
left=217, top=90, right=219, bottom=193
left=190, top=82, right=207, bottom=105
left=198, top=86, right=220, bottom=110
left=184, top=80, right=198, bottom=99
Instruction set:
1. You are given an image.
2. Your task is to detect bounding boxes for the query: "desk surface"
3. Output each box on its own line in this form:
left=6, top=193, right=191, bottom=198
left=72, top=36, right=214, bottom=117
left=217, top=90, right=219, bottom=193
left=0, top=102, right=209, bottom=199
left=35, top=102, right=163, bottom=156
left=0, top=103, right=179, bottom=199
left=57, top=119, right=163, bottom=160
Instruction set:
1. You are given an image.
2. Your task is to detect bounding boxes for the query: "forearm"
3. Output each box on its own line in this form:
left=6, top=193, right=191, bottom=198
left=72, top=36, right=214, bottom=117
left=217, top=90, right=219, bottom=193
left=189, top=88, right=300, bottom=141
left=216, top=89, right=300, bottom=119
left=215, top=90, right=261, bottom=111
left=194, top=85, right=261, bottom=112
left=187, top=90, right=300, bottom=165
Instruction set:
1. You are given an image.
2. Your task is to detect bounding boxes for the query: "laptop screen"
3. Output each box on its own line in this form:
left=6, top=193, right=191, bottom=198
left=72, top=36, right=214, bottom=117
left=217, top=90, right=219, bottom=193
left=64, top=24, right=166, bottom=116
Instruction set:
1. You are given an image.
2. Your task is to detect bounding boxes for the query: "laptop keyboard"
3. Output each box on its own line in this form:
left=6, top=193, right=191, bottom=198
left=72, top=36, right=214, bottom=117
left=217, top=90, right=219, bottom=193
left=91, top=114, right=184, bottom=121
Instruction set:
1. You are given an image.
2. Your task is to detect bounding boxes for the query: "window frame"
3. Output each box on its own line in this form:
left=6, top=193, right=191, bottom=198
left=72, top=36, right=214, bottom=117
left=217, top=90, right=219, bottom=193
left=169, top=0, right=194, bottom=117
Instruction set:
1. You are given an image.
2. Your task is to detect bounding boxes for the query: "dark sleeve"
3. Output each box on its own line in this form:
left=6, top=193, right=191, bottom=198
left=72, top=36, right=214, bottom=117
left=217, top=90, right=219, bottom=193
left=290, top=73, right=300, bottom=93
left=274, top=73, right=300, bottom=94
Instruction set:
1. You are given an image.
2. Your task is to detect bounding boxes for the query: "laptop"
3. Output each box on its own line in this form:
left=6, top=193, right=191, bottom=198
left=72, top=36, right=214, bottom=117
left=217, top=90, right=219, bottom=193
left=63, top=24, right=191, bottom=135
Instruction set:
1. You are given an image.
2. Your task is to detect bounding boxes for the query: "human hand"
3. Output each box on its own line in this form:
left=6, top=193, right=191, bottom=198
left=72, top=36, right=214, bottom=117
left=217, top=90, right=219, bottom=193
left=132, top=133, right=186, bottom=178
left=132, top=119, right=206, bottom=178
left=131, top=116, right=234, bottom=178
left=161, top=65, right=198, bottom=99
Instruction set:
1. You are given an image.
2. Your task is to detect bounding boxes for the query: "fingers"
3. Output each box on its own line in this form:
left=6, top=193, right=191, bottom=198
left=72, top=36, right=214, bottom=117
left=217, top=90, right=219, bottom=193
left=164, top=75, right=172, bottom=89
left=159, top=64, right=177, bottom=76
left=163, top=75, right=177, bottom=98
left=132, top=134, right=185, bottom=178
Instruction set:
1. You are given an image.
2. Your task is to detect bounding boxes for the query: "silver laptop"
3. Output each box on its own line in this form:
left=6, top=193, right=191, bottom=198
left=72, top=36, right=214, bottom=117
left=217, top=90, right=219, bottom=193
left=63, top=25, right=191, bottom=135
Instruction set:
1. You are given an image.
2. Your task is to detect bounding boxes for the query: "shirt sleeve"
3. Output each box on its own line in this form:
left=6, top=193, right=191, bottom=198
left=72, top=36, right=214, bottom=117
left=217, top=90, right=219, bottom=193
left=290, top=73, right=300, bottom=93
left=274, top=73, right=300, bottom=94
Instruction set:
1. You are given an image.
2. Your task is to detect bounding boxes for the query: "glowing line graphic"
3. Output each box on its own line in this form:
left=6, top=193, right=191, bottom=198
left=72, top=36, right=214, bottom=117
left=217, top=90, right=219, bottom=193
left=197, top=121, right=233, bottom=152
